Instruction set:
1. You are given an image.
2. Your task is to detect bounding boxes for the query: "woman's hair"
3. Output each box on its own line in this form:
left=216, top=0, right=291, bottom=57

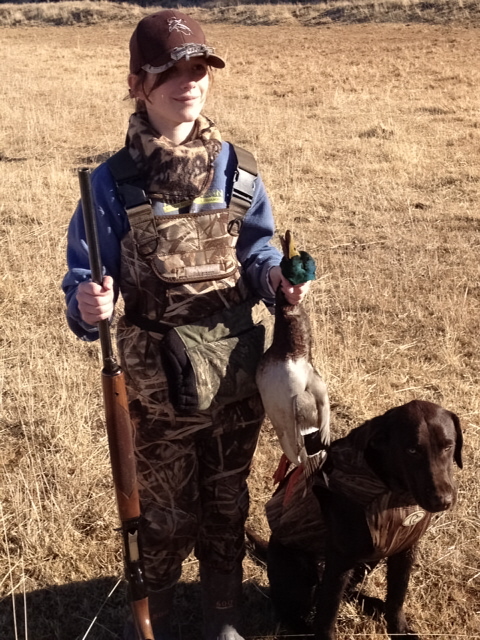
left=130, top=66, right=214, bottom=113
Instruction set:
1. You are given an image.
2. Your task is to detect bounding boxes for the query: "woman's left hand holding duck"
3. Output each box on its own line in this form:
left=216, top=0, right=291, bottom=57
left=268, top=265, right=312, bottom=305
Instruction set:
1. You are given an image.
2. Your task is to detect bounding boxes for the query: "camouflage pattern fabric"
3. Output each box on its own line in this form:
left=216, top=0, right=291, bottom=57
left=119, top=202, right=249, bottom=329
left=164, top=298, right=274, bottom=411
left=115, top=135, right=269, bottom=586
left=266, top=420, right=433, bottom=561
left=117, top=164, right=275, bottom=410
left=127, top=206, right=241, bottom=284
left=119, top=316, right=265, bottom=589
left=126, top=112, right=222, bottom=203
left=265, top=470, right=327, bottom=557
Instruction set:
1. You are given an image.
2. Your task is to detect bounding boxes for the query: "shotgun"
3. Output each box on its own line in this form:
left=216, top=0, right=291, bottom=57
left=78, top=167, right=154, bottom=640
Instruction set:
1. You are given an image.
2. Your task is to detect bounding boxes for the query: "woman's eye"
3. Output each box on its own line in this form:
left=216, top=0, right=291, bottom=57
left=158, top=67, right=178, bottom=83
left=193, top=64, right=208, bottom=76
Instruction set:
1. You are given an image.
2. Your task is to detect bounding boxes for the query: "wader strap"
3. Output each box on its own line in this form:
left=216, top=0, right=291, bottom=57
left=107, top=143, right=257, bottom=253
left=107, top=148, right=158, bottom=251
left=107, top=144, right=258, bottom=223
left=230, top=145, right=258, bottom=219
left=124, top=310, right=172, bottom=335
left=107, top=147, right=150, bottom=209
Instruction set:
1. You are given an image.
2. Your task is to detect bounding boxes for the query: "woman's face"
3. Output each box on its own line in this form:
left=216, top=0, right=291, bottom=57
left=132, top=58, right=210, bottom=139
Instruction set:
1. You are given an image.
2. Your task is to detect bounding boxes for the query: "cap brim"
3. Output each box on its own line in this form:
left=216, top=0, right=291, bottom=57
left=143, top=50, right=225, bottom=74
left=206, top=54, right=225, bottom=69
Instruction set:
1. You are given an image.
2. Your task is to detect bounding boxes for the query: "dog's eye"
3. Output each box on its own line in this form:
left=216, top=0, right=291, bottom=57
left=444, top=444, right=453, bottom=452
left=407, top=447, right=419, bottom=455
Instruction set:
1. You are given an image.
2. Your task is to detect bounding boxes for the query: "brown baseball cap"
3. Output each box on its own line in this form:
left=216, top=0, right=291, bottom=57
left=129, top=10, right=225, bottom=74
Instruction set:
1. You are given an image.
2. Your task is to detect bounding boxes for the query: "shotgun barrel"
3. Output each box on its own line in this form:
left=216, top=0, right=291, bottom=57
left=78, top=167, right=154, bottom=640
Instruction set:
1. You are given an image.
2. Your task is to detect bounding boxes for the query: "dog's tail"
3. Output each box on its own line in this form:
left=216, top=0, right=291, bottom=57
left=245, top=526, right=269, bottom=564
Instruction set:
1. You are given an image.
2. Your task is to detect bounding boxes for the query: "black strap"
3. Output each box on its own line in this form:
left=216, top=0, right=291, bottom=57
left=107, top=148, right=150, bottom=210
left=230, top=145, right=257, bottom=216
left=124, top=310, right=172, bottom=334
left=107, top=144, right=257, bottom=217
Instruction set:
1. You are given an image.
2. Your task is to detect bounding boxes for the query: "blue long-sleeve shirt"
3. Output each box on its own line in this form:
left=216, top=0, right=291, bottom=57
left=62, top=141, right=282, bottom=341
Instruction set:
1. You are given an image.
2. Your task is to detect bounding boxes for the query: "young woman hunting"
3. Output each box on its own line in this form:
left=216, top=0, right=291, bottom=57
left=62, top=10, right=310, bottom=640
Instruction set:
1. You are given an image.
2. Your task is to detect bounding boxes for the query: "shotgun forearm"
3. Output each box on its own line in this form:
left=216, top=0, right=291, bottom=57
left=102, top=371, right=139, bottom=518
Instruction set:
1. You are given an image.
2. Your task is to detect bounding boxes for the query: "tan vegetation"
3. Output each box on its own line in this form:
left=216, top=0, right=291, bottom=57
left=1, top=0, right=480, bottom=28
left=0, top=2, right=479, bottom=639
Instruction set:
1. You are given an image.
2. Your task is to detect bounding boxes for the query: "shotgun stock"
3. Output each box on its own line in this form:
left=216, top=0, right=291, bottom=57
left=78, top=167, right=154, bottom=640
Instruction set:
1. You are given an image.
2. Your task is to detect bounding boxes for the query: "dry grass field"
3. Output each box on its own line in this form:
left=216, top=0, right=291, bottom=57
left=0, top=2, right=479, bottom=639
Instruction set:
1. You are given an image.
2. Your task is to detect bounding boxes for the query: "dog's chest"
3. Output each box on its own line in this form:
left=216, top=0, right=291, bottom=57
left=364, top=493, right=432, bottom=558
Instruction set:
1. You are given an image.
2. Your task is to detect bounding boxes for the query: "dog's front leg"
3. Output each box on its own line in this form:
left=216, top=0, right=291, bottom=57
left=312, top=484, right=373, bottom=640
left=385, top=545, right=419, bottom=640
left=314, top=550, right=353, bottom=640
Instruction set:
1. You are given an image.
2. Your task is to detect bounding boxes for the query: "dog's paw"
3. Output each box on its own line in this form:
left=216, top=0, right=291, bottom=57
left=348, top=591, right=385, bottom=620
left=386, top=613, right=419, bottom=640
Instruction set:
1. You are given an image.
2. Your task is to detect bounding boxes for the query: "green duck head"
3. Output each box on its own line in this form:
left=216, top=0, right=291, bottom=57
left=279, top=230, right=316, bottom=285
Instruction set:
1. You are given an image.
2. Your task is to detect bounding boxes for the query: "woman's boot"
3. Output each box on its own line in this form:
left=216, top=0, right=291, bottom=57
left=200, top=563, right=245, bottom=640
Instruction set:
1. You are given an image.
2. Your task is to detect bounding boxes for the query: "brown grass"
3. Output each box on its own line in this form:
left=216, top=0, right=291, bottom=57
left=1, top=0, right=480, bottom=28
left=0, top=2, right=479, bottom=639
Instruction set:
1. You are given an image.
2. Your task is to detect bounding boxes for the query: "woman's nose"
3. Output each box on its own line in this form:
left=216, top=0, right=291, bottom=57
left=180, top=75, right=196, bottom=89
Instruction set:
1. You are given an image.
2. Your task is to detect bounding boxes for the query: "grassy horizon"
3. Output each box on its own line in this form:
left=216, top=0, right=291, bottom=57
left=1, top=0, right=480, bottom=28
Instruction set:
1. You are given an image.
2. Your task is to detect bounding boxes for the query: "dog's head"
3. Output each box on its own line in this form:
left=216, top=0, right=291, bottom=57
left=365, top=400, right=463, bottom=513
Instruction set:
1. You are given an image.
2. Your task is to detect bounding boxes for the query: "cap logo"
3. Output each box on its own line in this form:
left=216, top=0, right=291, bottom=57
left=167, top=17, right=193, bottom=35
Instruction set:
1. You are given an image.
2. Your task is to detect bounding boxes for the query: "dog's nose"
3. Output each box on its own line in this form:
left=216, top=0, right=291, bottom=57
left=432, top=493, right=453, bottom=512
left=422, top=489, right=454, bottom=513
left=441, top=493, right=453, bottom=509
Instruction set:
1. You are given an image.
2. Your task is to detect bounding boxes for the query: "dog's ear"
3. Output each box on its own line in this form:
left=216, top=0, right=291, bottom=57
left=363, top=415, right=392, bottom=479
left=366, top=413, right=393, bottom=452
left=448, top=411, right=463, bottom=469
left=368, top=430, right=389, bottom=452
left=364, top=410, right=406, bottom=486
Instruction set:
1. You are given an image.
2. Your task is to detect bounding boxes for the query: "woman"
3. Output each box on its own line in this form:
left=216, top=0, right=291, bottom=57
left=63, top=10, right=310, bottom=640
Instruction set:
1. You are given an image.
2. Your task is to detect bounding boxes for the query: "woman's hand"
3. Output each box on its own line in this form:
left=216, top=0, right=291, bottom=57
left=269, top=266, right=312, bottom=305
left=77, top=275, right=115, bottom=325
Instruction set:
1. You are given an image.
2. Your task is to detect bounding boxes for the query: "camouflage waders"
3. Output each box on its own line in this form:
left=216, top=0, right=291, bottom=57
left=120, top=318, right=265, bottom=588
left=115, top=137, right=268, bottom=588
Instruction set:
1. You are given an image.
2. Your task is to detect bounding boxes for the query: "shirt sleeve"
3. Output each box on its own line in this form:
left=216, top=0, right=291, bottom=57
left=235, top=173, right=282, bottom=304
left=61, top=163, right=130, bottom=341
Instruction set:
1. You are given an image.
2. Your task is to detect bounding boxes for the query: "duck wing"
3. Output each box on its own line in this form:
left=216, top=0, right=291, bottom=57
left=256, top=357, right=299, bottom=465
left=257, top=356, right=330, bottom=477
left=293, top=366, right=330, bottom=478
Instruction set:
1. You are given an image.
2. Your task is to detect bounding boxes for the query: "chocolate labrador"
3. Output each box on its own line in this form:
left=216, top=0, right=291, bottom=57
left=251, top=400, right=463, bottom=640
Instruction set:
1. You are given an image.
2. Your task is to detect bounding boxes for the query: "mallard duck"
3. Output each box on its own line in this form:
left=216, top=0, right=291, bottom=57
left=256, top=230, right=330, bottom=482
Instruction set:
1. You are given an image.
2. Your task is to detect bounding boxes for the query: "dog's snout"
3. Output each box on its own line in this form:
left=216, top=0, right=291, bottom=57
left=422, top=489, right=455, bottom=513
left=439, top=492, right=454, bottom=511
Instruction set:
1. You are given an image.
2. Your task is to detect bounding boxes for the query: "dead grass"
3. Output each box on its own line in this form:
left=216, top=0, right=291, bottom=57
left=0, top=4, right=479, bottom=640
left=1, top=0, right=480, bottom=28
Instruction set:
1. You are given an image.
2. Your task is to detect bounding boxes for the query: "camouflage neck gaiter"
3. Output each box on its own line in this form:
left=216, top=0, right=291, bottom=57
left=125, top=111, right=222, bottom=205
